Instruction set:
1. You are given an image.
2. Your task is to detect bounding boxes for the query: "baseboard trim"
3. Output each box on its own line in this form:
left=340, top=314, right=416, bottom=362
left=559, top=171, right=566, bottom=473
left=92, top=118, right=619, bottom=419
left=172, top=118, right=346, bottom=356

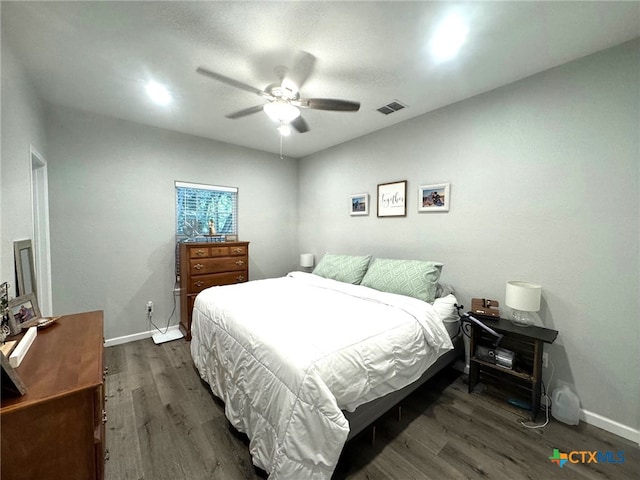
left=581, top=408, right=640, bottom=445
left=104, top=325, right=181, bottom=347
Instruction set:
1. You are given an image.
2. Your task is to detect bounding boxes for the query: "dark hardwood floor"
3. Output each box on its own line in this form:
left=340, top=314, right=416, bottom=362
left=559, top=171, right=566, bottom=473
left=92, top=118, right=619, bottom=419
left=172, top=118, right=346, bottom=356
left=105, top=339, right=638, bottom=479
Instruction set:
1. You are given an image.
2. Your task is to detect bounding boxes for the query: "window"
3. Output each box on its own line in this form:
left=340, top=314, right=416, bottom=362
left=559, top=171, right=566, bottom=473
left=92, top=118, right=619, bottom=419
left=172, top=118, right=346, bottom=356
left=175, top=181, right=238, bottom=241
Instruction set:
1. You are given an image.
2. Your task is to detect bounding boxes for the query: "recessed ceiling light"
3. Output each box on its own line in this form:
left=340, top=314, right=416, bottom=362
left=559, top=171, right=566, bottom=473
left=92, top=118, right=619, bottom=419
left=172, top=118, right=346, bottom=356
left=429, top=13, right=468, bottom=62
left=145, top=80, right=173, bottom=106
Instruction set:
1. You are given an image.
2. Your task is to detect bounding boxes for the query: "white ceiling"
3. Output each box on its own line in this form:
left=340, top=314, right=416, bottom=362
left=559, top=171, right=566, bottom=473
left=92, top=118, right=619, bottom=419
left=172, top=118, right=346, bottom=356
left=2, top=1, right=639, bottom=159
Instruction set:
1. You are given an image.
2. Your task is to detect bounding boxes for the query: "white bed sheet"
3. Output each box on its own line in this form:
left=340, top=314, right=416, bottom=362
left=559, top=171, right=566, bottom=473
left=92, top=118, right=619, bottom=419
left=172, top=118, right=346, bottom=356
left=191, top=271, right=454, bottom=479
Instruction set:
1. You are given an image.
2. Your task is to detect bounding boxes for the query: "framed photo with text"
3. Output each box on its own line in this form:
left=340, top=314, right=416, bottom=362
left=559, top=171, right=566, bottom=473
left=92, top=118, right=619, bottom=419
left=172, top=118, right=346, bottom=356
left=418, top=183, right=450, bottom=212
left=377, top=181, right=407, bottom=217
left=350, top=193, right=369, bottom=216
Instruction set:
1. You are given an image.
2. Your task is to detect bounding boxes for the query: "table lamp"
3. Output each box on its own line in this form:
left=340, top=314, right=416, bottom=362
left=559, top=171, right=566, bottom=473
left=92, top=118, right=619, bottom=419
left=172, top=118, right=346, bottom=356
left=505, top=281, right=541, bottom=327
left=300, top=253, right=314, bottom=271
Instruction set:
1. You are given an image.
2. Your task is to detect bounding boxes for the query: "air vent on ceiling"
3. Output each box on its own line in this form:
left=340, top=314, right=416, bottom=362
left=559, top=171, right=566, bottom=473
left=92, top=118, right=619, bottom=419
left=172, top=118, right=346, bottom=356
left=376, top=100, right=407, bottom=115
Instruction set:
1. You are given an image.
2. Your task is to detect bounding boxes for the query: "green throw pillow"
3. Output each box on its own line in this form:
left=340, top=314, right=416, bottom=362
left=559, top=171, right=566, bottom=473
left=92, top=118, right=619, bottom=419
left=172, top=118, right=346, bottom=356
left=312, top=253, right=372, bottom=285
left=360, top=258, right=443, bottom=303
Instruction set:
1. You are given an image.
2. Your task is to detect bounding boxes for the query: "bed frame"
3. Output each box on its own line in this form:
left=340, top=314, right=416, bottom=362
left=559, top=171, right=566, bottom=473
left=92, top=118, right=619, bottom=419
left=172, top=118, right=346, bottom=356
left=344, top=334, right=463, bottom=440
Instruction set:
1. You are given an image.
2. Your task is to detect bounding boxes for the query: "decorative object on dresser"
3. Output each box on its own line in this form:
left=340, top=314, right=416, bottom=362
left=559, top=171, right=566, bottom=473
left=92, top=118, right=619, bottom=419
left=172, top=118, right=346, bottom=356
left=6, top=293, right=41, bottom=335
left=179, top=241, right=249, bottom=340
left=505, top=280, right=542, bottom=327
left=14, top=239, right=37, bottom=298
left=1, top=351, right=26, bottom=396
left=1, top=311, right=107, bottom=480
left=377, top=180, right=407, bottom=217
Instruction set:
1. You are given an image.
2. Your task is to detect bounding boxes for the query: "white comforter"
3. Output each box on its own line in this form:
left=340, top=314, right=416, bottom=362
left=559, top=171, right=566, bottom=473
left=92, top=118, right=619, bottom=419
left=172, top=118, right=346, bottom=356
left=191, top=272, right=453, bottom=479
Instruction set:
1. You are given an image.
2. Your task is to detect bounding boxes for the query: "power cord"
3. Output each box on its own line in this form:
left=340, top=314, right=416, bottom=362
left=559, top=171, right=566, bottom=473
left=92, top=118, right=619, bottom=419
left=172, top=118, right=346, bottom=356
left=148, top=278, right=178, bottom=335
left=520, top=357, right=555, bottom=429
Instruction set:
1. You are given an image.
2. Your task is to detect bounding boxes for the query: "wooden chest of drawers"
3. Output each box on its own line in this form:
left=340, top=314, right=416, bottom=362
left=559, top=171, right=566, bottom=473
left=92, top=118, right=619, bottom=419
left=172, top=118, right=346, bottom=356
left=179, top=241, right=249, bottom=340
left=1, top=311, right=106, bottom=480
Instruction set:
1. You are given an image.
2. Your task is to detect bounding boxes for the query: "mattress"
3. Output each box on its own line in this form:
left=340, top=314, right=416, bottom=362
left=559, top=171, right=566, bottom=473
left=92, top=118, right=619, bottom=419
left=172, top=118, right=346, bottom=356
left=191, top=271, right=455, bottom=479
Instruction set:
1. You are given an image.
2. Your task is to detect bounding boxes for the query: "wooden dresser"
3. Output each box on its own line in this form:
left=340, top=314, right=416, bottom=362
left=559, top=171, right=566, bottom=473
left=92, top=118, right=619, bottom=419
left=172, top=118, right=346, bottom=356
left=179, top=241, right=249, bottom=340
left=1, top=310, right=106, bottom=480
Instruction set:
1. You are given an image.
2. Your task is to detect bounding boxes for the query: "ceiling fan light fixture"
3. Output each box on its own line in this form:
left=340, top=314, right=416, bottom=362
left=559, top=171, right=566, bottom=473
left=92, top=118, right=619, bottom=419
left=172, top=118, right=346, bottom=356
left=277, top=123, right=292, bottom=136
left=263, top=101, right=300, bottom=123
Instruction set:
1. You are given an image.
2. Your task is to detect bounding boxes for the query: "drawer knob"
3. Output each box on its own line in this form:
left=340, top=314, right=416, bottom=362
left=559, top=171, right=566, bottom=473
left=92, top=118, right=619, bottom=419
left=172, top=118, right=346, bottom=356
left=233, top=248, right=243, bottom=253
left=236, top=275, right=245, bottom=282
left=194, top=263, right=204, bottom=270
left=195, top=281, right=204, bottom=287
left=196, top=249, right=206, bottom=256
left=235, top=260, right=245, bottom=266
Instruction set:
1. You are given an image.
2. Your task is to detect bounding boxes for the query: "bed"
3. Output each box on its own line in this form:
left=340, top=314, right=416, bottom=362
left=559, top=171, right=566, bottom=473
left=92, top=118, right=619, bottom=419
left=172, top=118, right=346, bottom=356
left=191, top=256, right=461, bottom=480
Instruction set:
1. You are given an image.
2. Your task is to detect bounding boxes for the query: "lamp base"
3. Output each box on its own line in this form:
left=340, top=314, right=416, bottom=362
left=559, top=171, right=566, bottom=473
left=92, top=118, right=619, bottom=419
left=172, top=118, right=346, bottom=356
left=510, top=310, right=534, bottom=327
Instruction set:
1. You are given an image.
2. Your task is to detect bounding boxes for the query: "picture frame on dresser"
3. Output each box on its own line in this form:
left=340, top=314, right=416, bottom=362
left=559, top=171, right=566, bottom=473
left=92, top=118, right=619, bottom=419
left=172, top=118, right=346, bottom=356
left=7, top=293, right=40, bottom=335
left=1, top=351, right=26, bottom=396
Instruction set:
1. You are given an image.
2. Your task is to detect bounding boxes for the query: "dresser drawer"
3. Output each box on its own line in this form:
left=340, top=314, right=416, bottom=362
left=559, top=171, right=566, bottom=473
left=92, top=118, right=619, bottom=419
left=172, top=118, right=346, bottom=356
left=187, top=245, right=246, bottom=257
left=190, top=256, right=247, bottom=275
left=188, top=246, right=211, bottom=258
left=228, top=245, right=247, bottom=255
left=189, top=271, right=248, bottom=293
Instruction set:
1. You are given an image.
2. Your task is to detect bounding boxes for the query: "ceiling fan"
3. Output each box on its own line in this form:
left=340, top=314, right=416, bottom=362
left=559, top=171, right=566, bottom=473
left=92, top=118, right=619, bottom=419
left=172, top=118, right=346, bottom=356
left=196, top=60, right=360, bottom=135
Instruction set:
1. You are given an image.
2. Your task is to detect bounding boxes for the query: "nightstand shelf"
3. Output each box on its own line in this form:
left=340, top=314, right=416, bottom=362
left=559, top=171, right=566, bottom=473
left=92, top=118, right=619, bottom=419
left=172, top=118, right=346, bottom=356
left=467, top=315, right=558, bottom=421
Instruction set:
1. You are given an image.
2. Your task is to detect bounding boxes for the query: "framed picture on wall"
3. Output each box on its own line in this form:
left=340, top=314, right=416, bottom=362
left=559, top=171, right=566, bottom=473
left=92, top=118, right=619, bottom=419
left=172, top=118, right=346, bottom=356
left=377, top=180, right=407, bottom=217
left=350, top=193, right=369, bottom=216
left=418, top=183, right=450, bottom=212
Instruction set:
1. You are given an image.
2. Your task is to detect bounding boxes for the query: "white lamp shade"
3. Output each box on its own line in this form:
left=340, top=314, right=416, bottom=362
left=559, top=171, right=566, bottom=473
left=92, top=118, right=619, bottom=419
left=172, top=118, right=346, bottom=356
left=300, top=253, right=314, bottom=268
left=505, top=281, right=542, bottom=312
left=263, top=101, right=300, bottom=123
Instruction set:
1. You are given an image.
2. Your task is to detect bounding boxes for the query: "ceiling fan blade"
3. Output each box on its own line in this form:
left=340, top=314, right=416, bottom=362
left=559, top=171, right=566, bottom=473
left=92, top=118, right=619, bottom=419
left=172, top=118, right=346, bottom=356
left=196, top=67, right=266, bottom=97
left=225, top=104, right=265, bottom=119
left=299, top=98, right=360, bottom=112
left=290, top=116, right=309, bottom=133
left=289, top=51, right=316, bottom=90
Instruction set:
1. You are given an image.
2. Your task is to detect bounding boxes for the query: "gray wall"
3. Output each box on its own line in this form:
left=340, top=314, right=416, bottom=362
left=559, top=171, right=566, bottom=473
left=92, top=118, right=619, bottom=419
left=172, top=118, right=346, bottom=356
left=45, top=106, right=299, bottom=340
left=298, top=40, right=640, bottom=432
left=0, top=36, right=48, bottom=297
left=2, top=33, right=638, bottom=439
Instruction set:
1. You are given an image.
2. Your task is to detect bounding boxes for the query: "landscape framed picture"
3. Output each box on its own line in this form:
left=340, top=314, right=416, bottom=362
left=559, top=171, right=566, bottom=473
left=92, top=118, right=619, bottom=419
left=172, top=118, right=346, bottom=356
left=350, top=193, right=369, bottom=216
left=418, top=183, right=450, bottom=212
left=377, top=180, right=407, bottom=217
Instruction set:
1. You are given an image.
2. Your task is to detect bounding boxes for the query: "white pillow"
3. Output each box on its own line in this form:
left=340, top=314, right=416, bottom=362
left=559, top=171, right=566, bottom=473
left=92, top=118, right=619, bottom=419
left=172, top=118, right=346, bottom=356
left=433, top=294, right=460, bottom=337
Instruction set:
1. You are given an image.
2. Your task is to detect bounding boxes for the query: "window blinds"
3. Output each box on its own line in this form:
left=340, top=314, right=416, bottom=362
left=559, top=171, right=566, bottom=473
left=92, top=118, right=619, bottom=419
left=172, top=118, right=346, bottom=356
left=175, top=181, right=238, bottom=241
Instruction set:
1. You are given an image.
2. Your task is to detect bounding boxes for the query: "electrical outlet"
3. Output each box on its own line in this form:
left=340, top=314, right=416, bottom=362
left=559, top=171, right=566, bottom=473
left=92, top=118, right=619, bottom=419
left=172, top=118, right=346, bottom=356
left=542, top=352, right=549, bottom=368
left=146, top=301, right=153, bottom=314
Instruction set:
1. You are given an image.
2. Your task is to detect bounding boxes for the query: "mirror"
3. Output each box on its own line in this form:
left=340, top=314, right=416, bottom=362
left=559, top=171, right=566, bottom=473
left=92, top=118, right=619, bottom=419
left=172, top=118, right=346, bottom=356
left=14, top=240, right=37, bottom=299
